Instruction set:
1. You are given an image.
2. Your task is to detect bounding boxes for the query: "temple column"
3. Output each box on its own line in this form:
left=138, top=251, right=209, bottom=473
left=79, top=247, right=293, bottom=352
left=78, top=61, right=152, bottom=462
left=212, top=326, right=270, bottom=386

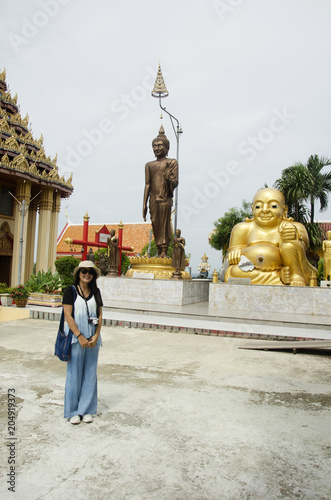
left=11, top=180, right=32, bottom=286
left=48, top=191, right=61, bottom=272
left=36, top=188, right=53, bottom=273
left=24, top=199, right=38, bottom=282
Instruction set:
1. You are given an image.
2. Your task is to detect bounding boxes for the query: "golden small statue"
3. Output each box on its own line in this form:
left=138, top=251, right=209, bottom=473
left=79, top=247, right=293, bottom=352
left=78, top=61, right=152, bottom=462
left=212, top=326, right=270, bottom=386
left=322, top=230, right=331, bottom=281
left=198, top=253, right=211, bottom=279
left=143, top=125, right=178, bottom=257
left=107, top=229, right=120, bottom=276
left=224, top=188, right=317, bottom=286
left=309, top=272, right=317, bottom=287
left=171, top=229, right=186, bottom=279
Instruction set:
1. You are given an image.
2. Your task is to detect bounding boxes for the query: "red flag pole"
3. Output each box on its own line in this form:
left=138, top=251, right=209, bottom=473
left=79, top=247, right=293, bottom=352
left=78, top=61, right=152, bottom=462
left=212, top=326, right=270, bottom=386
left=82, top=212, right=89, bottom=260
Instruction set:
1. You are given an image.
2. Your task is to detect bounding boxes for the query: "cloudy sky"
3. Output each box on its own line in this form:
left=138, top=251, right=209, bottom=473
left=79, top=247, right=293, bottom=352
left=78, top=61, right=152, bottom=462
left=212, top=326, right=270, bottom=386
left=1, top=0, right=331, bottom=273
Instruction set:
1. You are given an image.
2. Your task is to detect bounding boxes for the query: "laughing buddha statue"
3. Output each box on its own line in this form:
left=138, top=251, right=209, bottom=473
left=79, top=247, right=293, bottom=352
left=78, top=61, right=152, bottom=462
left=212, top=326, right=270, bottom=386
left=224, top=188, right=317, bottom=286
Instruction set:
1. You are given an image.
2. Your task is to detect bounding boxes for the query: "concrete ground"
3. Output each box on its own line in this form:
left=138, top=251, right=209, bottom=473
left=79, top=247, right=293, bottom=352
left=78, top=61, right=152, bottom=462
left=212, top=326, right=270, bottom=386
left=0, top=319, right=330, bottom=500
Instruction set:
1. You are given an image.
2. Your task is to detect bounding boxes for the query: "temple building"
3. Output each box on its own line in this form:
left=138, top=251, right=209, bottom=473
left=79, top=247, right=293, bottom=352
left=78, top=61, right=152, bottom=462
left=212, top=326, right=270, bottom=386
left=0, top=68, right=73, bottom=286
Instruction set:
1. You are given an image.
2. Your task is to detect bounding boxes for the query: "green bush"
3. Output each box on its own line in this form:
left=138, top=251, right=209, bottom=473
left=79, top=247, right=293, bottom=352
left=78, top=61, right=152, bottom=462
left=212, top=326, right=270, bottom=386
left=121, top=253, right=131, bottom=275
left=55, top=256, right=80, bottom=289
left=25, top=269, right=63, bottom=293
left=317, top=258, right=324, bottom=284
left=0, top=282, right=9, bottom=293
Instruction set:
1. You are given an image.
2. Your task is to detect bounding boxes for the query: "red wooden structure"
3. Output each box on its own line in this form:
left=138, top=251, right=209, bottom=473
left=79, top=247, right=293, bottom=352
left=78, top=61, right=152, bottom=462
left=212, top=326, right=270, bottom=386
left=64, top=213, right=133, bottom=276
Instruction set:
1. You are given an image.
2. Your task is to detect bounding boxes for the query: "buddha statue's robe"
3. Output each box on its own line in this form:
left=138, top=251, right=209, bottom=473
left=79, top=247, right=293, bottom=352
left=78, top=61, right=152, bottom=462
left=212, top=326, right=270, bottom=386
left=145, top=158, right=178, bottom=254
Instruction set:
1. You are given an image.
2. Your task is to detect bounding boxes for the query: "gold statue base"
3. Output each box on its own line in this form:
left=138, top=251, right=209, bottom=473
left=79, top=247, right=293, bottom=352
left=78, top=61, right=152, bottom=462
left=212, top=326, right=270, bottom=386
left=126, top=256, right=191, bottom=280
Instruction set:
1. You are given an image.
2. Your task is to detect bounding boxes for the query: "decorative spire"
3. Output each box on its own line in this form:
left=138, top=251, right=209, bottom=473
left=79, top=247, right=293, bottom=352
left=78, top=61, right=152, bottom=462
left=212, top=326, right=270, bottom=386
left=0, top=68, right=6, bottom=82
left=151, top=63, right=169, bottom=98
left=154, top=124, right=168, bottom=144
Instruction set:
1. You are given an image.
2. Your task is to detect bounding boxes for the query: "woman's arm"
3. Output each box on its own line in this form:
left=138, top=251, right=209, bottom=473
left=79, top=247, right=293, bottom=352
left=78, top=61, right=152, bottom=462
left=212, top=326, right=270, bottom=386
left=88, top=306, right=102, bottom=348
left=63, top=304, right=90, bottom=348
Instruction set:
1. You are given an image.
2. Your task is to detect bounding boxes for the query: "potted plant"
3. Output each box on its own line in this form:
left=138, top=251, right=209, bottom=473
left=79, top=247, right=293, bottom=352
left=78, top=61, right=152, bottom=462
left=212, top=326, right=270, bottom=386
left=26, top=269, right=63, bottom=307
left=0, top=282, right=13, bottom=307
left=11, top=285, right=29, bottom=308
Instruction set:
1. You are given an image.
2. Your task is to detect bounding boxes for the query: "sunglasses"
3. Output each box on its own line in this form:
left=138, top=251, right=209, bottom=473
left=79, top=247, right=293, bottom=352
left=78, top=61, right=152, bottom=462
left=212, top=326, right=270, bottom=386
left=80, top=268, right=95, bottom=276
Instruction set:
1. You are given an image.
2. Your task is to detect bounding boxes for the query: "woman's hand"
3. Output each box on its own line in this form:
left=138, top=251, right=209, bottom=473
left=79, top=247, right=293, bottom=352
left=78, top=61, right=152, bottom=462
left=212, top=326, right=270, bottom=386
left=78, top=335, right=90, bottom=348
left=87, top=334, right=98, bottom=348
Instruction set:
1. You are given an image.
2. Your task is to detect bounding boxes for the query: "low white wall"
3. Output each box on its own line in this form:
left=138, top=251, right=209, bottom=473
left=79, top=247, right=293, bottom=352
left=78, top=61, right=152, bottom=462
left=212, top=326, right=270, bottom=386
left=98, top=277, right=210, bottom=306
left=209, top=282, right=331, bottom=318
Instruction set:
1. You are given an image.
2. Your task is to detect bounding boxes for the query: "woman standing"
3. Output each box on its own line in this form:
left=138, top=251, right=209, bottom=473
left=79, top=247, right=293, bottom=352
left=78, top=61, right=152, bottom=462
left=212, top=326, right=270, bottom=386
left=63, top=260, right=103, bottom=424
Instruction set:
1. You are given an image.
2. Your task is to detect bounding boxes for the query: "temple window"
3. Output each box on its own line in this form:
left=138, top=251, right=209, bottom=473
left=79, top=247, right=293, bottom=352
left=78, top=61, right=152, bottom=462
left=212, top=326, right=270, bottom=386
left=0, top=184, right=14, bottom=216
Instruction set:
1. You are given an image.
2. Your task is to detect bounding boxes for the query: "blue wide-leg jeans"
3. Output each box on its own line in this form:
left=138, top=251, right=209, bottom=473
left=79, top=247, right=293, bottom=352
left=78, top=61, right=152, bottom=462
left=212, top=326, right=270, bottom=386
left=64, top=342, right=100, bottom=419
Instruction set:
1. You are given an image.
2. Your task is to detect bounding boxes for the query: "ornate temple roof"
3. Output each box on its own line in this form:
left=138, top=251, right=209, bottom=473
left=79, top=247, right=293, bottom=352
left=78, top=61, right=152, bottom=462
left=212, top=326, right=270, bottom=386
left=0, top=68, right=73, bottom=198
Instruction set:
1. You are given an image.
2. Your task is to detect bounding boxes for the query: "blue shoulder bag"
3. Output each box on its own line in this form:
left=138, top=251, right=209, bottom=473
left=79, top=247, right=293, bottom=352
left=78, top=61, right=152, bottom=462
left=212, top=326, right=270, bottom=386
left=54, top=286, right=77, bottom=362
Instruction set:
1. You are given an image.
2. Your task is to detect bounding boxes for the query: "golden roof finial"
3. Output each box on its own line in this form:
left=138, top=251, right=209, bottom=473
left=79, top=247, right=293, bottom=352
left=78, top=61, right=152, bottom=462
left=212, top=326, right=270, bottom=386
left=151, top=63, right=169, bottom=98
left=0, top=68, right=6, bottom=82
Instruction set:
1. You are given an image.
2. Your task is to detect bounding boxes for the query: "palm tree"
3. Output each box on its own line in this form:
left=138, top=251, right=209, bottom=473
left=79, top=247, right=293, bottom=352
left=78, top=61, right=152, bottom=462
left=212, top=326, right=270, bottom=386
left=274, top=155, right=331, bottom=251
left=275, top=155, right=331, bottom=223
left=274, top=163, right=312, bottom=220
left=305, top=154, right=331, bottom=223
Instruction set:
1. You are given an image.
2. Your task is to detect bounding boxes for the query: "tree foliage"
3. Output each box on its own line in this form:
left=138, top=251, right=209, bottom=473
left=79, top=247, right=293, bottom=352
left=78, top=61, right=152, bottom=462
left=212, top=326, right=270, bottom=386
left=274, top=154, right=331, bottom=223
left=274, top=154, right=331, bottom=250
left=274, top=163, right=311, bottom=220
left=121, top=253, right=131, bottom=275
left=317, top=258, right=324, bottom=283
left=55, top=256, right=80, bottom=289
left=306, top=154, right=331, bottom=223
left=209, top=200, right=252, bottom=256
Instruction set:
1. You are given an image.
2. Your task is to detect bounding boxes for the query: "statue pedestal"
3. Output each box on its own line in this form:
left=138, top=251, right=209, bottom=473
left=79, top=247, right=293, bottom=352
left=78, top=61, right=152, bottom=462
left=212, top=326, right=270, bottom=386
left=98, top=276, right=209, bottom=306
left=209, top=282, right=331, bottom=321
left=126, top=256, right=191, bottom=280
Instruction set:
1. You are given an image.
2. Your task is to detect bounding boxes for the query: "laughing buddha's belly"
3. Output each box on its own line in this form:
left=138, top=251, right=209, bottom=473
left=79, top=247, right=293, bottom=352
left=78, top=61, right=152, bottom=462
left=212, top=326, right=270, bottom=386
left=241, top=242, right=282, bottom=269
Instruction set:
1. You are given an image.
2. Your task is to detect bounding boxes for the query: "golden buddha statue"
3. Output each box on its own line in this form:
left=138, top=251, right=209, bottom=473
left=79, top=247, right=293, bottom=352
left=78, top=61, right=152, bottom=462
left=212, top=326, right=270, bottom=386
left=224, top=188, right=317, bottom=286
left=322, top=230, right=331, bottom=281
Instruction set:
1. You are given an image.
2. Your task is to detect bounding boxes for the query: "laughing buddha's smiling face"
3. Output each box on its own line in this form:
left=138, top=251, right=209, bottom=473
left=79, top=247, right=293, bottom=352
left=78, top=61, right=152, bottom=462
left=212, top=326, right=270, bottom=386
left=252, top=188, right=285, bottom=228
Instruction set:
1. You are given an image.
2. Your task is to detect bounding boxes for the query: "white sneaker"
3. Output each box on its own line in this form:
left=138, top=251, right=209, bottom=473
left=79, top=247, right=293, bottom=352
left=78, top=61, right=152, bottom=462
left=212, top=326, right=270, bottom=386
left=82, top=414, right=93, bottom=423
left=70, top=415, right=81, bottom=425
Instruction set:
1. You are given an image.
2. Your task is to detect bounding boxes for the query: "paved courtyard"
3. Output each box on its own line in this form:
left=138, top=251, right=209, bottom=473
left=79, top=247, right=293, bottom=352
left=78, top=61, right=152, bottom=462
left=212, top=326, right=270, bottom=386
left=1, top=319, right=330, bottom=499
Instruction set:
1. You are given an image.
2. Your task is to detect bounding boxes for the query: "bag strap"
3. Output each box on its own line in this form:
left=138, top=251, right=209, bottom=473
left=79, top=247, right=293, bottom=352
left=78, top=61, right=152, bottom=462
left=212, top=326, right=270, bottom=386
left=71, top=285, right=77, bottom=314
left=59, top=285, right=77, bottom=333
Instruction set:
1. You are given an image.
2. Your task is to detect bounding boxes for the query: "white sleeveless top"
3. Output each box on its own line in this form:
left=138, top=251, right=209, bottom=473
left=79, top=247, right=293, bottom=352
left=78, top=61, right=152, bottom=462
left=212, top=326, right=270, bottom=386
left=65, top=291, right=102, bottom=346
